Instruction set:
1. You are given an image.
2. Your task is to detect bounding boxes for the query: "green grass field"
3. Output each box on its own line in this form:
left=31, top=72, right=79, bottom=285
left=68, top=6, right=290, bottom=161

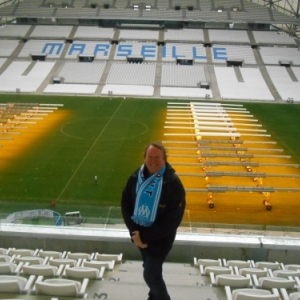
left=1, top=94, right=300, bottom=222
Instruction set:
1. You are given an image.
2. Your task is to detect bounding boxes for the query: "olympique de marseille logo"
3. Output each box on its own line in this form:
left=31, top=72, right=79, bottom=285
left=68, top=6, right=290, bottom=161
left=137, top=205, right=151, bottom=219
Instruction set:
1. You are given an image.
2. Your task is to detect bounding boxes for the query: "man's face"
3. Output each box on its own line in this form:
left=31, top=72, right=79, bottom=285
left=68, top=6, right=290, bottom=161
left=144, top=145, right=166, bottom=174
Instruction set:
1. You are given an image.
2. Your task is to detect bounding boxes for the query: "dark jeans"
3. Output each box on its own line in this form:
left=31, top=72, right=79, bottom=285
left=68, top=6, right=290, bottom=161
left=139, top=248, right=171, bottom=300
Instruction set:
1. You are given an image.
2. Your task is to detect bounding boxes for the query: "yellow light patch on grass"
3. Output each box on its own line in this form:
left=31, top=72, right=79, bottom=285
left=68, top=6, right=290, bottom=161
left=165, top=112, right=300, bottom=227
left=0, top=109, right=71, bottom=171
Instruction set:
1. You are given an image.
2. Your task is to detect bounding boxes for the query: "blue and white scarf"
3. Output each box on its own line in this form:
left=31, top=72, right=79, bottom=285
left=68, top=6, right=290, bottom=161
left=131, top=164, right=166, bottom=227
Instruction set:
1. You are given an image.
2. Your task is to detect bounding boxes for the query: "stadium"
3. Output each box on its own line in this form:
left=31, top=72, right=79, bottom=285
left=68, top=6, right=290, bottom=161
left=0, top=0, right=300, bottom=299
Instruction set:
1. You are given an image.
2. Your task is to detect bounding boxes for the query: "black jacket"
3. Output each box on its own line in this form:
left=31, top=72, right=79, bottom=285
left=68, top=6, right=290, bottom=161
left=121, top=162, right=186, bottom=258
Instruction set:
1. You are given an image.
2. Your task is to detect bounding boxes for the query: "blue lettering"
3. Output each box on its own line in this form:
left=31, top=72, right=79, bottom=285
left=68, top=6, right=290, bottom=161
left=172, top=46, right=185, bottom=58
left=42, top=43, right=63, bottom=55
left=117, top=44, right=132, bottom=56
left=141, top=45, right=156, bottom=58
left=68, top=43, right=86, bottom=55
left=213, top=47, right=227, bottom=60
left=162, top=45, right=167, bottom=58
left=192, top=47, right=206, bottom=60
left=94, top=44, right=110, bottom=56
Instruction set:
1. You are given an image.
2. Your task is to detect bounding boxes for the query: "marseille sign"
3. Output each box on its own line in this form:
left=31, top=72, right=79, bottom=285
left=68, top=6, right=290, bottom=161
left=39, top=42, right=228, bottom=61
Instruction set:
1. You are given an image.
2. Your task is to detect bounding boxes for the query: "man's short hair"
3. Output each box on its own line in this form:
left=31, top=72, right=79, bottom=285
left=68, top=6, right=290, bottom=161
left=144, top=142, right=167, bottom=161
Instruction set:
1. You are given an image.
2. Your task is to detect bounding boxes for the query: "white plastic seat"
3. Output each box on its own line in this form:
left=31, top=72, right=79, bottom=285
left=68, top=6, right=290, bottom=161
left=14, top=256, right=44, bottom=265
left=0, top=275, right=35, bottom=293
left=34, top=277, right=88, bottom=297
left=196, top=258, right=221, bottom=267
left=38, top=250, right=63, bottom=259
left=0, top=255, right=11, bottom=262
left=22, top=264, right=59, bottom=277
left=225, top=286, right=280, bottom=300
left=67, top=252, right=92, bottom=261
left=94, top=253, right=122, bottom=263
left=49, top=258, right=77, bottom=267
left=9, top=249, right=35, bottom=257
left=273, top=270, right=300, bottom=279
left=0, top=248, right=8, bottom=255
left=64, top=266, right=105, bottom=280
left=226, top=260, right=252, bottom=269
left=0, top=262, right=17, bottom=275
left=196, top=258, right=222, bottom=275
left=214, top=274, right=251, bottom=288
left=239, top=268, right=268, bottom=278
left=205, top=266, right=232, bottom=276
left=289, top=292, right=300, bottom=300
left=255, top=262, right=281, bottom=271
left=83, top=259, right=115, bottom=271
left=257, top=277, right=295, bottom=290
left=285, top=265, right=300, bottom=271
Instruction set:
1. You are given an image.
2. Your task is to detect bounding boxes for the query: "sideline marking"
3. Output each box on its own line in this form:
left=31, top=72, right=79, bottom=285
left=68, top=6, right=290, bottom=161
left=56, top=99, right=125, bottom=201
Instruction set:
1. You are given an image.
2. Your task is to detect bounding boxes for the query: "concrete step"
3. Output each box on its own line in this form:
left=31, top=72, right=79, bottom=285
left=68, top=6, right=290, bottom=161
left=96, top=260, right=221, bottom=300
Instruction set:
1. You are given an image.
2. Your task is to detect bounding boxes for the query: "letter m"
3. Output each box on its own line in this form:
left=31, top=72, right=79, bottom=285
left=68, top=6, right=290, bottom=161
left=42, top=43, right=63, bottom=55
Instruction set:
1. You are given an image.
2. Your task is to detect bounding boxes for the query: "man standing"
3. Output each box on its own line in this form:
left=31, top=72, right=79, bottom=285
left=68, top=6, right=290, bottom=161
left=121, top=142, right=186, bottom=300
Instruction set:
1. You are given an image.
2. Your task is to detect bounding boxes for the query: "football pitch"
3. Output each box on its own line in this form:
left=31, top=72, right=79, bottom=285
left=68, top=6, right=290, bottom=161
left=1, top=94, right=300, bottom=227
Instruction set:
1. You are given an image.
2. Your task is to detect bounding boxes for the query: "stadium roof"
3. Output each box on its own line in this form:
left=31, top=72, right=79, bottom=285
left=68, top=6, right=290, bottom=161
left=248, top=0, right=300, bottom=36
left=0, top=0, right=299, bottom=37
